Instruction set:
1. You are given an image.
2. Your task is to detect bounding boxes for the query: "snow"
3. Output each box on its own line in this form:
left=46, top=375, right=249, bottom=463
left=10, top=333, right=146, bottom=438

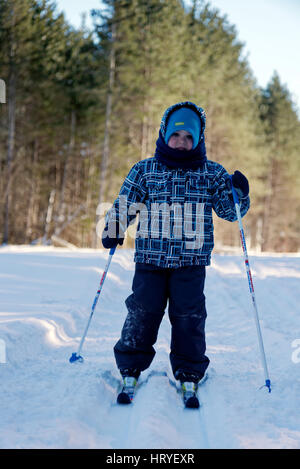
left=0, top=245, right=300, bottom=449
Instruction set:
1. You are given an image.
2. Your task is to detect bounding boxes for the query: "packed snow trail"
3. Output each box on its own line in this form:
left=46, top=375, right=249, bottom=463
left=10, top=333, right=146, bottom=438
left=0, top=246, right=300, bottom=448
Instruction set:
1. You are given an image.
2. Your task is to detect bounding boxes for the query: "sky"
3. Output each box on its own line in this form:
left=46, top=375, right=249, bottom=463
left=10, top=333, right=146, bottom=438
left=55, top=0, right=300, bottom=114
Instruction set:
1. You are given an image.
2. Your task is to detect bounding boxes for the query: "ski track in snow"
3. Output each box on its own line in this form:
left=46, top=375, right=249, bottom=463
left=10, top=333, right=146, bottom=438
left=0, top=246, right=300, bottom=449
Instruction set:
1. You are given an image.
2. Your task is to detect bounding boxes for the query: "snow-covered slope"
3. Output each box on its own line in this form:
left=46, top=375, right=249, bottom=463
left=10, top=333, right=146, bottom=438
left=0, top=246, right=299, bottom=449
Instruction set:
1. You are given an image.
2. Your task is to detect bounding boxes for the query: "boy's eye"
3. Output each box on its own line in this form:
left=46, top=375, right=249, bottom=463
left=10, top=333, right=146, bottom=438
left=172, top=132, right=192, bottom=140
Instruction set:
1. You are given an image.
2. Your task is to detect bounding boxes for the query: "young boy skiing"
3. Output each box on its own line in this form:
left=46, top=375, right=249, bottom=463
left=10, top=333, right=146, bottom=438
left=102, top=101, right=250, bottom=407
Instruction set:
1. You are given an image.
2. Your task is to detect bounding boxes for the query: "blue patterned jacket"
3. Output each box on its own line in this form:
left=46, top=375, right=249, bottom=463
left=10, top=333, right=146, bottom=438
left=105, top=102, right=250, bottom=268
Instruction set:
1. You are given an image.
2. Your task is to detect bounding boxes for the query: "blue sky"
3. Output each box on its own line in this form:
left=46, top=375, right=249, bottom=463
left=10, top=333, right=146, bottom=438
left=55, top=0, right=300, bottom=114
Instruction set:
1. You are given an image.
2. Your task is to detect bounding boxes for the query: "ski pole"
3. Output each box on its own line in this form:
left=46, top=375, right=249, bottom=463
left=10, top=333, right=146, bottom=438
left=230, top=178, right=271, bottom=392
left=69, top=246, right=116, bottom=363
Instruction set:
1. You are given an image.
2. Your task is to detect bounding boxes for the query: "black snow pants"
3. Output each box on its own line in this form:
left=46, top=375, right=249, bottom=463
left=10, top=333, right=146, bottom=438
left=114, top=263, right=210, bottom=380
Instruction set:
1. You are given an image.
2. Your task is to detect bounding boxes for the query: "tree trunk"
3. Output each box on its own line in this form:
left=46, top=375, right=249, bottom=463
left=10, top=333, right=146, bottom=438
left=141, top=104, right=149, bottom=160
left=3, top=61, right=16, bottom=244
left=25, top=139, right=39, bottom=242
left=54, top=109, right=76, bottom=235
left=94, top=23, right=116, bottom=248
left=262, top=158, right=277, bottom=251
left=98, top=22, right=116, bottom=208
left=0, top=79, right=6, bottom=104
left=43, top=189, right=56, bottom=244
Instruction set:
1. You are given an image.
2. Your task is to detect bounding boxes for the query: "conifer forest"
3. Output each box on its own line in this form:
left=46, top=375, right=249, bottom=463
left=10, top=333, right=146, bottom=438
left=1, top=0, right=299, bottom=251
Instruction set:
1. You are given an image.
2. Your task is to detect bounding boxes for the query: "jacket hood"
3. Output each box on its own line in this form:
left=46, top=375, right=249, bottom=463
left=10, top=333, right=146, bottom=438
left=160, top=101, right=206, bottom=144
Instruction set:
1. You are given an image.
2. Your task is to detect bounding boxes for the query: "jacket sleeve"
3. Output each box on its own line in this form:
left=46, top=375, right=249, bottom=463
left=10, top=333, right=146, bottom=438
left=210, top=163, right=250, bottom=222
left=105, top=162, right=147, bottom=233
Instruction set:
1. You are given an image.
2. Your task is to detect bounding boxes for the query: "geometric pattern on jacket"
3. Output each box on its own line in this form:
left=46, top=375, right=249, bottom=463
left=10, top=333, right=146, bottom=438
left=105, top=157, right=250, bottom=268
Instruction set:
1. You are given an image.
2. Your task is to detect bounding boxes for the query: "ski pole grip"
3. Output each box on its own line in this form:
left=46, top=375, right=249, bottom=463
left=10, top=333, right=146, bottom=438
left=230, top=175, right=240, bottom=205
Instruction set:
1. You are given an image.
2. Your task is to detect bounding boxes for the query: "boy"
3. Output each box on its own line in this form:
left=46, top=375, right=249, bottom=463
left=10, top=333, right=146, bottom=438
left=102, top=101, right=249, bottom=407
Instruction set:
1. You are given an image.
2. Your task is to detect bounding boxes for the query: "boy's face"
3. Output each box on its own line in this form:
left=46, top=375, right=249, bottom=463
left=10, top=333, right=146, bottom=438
left=167, top=130, right=193, bottom=151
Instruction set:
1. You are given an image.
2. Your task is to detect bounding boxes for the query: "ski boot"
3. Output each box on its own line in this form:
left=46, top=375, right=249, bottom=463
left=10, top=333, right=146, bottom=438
left=117, top=368, right=140, bottom=404
left=181, top=381, right=199, bottom=408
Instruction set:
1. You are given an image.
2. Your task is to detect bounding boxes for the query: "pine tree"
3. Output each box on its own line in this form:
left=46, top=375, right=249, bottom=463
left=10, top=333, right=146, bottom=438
left=259, top=72, right=300, bottom=251
left=1, top=0, right=298, bottom=251
left=182, top=2, right=268, bottom=249
left=93, top=0, right=187, bottom=194
left=0, top=0, right=35, bottom=243
left=0, top=1, right=107, bottom=246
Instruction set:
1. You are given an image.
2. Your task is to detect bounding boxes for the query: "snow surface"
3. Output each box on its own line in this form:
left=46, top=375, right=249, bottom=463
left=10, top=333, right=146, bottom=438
left=0, top=245, right=300, bottom=449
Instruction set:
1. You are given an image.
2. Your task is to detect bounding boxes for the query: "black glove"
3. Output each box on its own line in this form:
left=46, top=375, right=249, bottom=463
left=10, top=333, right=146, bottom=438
left=102, top=222, right=124, bottom=249
left=231, top=170, right=249, bottom=199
